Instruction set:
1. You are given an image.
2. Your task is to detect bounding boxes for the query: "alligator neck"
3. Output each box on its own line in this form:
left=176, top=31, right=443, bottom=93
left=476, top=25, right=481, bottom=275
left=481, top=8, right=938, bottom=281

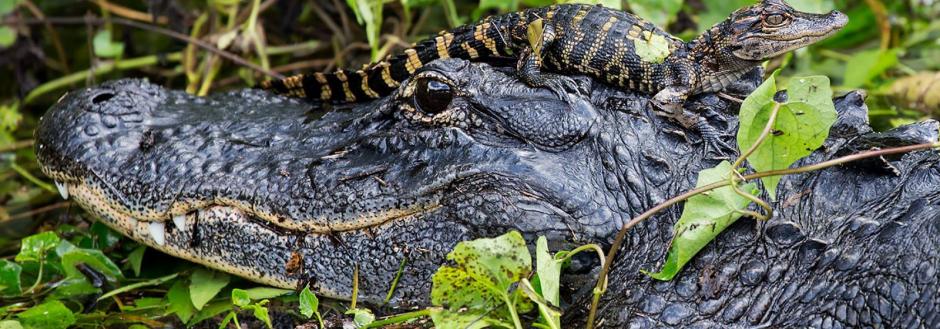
left=688, top=20, right=761, bottom=92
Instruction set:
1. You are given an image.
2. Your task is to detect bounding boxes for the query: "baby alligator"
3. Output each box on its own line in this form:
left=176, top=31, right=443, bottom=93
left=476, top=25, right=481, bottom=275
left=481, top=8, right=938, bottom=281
left=261, top=0, right=846, bottom=143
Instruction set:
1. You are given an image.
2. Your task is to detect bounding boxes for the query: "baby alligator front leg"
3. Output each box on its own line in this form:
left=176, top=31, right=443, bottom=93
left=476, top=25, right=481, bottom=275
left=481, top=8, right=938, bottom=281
left=515, top=21, right=581, bottom=102
left=652, top=85, right=733, bottom=155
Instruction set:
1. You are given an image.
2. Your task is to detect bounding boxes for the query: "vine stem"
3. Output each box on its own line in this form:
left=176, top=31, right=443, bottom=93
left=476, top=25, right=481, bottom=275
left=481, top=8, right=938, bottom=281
left=362, top=309, right=431, bottom=328
left=585, top=141, right=940, bottom=328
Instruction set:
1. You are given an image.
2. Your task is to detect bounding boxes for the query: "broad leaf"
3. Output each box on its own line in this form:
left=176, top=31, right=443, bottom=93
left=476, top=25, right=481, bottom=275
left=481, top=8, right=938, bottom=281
left=737, top=74, right=837, bottom=199
left=60, top=248, right=124, bottom=282
left=298, top=285, right=319, bottom=319
left=244, top=287, right=291, bottom=300
left=534, top=237, right=562, bottom=307
left=428, top=308, right=511, bottom=329
left=167, top=280, right=195, bottom=323
left=0, top=27, right=14, bottom=48
left=0, top=259, right=21, bottom=295
left=843, top=48, right=899, bottom=88
left=345, top=308, right=374, bottom=327
left=15, top=232, right=59, bottom=263
left=431, top=231, right=531, bottom=311
left=127, top=246, right=146, bottom=277
left=16, top=300, right=75, bottom=329
left=231, top=289, right=251, bottom=308
left=0, top=320, right=22, bottom=329
left=643, top=161, right=759, bottom=280
left=189, top=269, right=230, bottom=310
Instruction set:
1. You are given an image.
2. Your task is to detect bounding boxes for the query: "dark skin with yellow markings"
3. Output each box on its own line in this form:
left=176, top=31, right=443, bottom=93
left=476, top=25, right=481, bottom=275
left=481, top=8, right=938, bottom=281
left=261, top=0, right=846, bottom=146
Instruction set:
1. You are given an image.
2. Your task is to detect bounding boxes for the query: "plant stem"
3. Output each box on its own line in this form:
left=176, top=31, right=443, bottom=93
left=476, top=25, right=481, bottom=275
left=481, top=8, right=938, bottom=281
left=10, top=162, right=55, bottom=194
left=503, top=294, right=524, bottom=329
left=362, top=309, right=430, bottom=328
left=24, top=52, right=183, bottom=105
left=585, top=141, right=940, bottom=328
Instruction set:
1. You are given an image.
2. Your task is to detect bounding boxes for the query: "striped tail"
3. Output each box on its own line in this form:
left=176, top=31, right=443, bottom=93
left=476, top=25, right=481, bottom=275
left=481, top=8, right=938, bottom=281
left=260, top=16, right=521, bottom=103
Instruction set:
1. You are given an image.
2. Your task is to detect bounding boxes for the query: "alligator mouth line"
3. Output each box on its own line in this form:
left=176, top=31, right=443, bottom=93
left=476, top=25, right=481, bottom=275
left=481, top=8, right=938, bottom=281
left=44, top=166, right=442, bottom=237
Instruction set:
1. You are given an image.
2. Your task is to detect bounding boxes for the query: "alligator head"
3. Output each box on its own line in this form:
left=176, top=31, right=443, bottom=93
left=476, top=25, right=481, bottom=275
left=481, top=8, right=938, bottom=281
left=35, top=59, right=940, bottom=327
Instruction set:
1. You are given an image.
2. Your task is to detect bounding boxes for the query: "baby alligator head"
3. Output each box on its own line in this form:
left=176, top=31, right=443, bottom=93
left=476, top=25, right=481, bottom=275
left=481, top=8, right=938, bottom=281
left=35, top=59, right=661, bottom=306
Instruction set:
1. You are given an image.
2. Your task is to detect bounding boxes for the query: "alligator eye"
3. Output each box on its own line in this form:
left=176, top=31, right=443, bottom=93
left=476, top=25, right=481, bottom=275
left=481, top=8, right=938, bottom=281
left=765, top=14, right=787, bottom=26
left=414, top=78, right=453, bottom=114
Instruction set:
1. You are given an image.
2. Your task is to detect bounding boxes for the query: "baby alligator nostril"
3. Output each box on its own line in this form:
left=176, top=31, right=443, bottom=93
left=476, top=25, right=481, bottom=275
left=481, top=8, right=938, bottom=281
left=91, top=92, right=116, bottom=104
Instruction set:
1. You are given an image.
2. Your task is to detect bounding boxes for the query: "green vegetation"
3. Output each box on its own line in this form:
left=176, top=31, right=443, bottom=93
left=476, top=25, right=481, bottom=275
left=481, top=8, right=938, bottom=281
left=1, top=0, right=938, bottom=328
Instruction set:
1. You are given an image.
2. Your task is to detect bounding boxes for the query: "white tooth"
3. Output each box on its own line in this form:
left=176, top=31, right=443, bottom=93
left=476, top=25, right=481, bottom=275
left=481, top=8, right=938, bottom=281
left=128, top=218, right=139, bottom=227
left=149, top=221, right=166, bottom=246
left=172, top=215, right=186, bottom=231
left=55, top=181, right=69, bottom=200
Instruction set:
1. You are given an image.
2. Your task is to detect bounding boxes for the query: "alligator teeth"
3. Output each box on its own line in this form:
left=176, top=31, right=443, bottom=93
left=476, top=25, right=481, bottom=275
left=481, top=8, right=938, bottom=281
left=54, top=181, right=69, bottom=200
left=128, top=217, right=139, bottom=227
left=172, top=215, right=186, bottom=232
left=149, top=221, right=166, bottom=246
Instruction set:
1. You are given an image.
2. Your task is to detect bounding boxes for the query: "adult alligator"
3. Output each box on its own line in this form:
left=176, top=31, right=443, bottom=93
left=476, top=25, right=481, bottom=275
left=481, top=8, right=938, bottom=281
left=35, top=59, right=939, bottom=327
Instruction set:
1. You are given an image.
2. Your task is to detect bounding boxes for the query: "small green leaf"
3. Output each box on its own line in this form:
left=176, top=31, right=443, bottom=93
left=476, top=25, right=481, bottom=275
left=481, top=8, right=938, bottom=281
left=633, top=32, right=672, bottom=64
left=92, top=30, right=125, bottom=58
left=167, top=280, right=195, bottom=323
left=298, top=285, right=319, bottom=319
left=231, top=289, right=251, bottom=307
left=127, top=246, right=146, bottom=277
left=627, top=0, right=684, bottom=28
left=0, top=260, right=22, bottom=295
left=737, top=74, right=837, bottom=199
left=187, top=300, right=232, bottom=327
left=431, top=231, right=531, bottom=311
left=60, top=248, right=124, bottom=282
left=643, top=161, right=759, bottom=281
left=527, top=18, right=545, bottom=58
left=16, top=300, right=75, bottom=329
left=189, top=269, right=230, bottom=310
left=249, top=302, right=273, bottom=329
left=0, top=27, right=15, bottom=48
left=0, top=320, right=23, bottom=329
left=15, top=232, right=59, bottom=263
left=345, top=0, right=383, bottom=60
left=344, top=308, right=374, bottom=327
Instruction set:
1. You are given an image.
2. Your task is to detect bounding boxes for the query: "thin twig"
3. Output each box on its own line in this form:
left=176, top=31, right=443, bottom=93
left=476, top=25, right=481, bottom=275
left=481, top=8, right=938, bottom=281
left=585, top=141, right=940, bottom=328
left=0, top=140, right=34, bottom=153
left=4, top=16, right=284, bottom=79
left=8, top=202, right=71, bottom=221
left=21, top=0, right=70, bottom=74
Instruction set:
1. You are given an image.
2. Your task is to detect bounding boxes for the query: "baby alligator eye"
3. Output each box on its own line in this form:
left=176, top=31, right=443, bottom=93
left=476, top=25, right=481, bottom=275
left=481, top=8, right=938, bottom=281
left=414, top=78, right=453, bottom=114
left=765, top=14, right=787, bottom=26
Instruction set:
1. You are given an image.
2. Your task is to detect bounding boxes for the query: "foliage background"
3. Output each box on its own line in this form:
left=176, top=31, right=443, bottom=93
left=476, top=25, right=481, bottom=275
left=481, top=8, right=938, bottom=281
left=0, top=0, right=938, bottom=327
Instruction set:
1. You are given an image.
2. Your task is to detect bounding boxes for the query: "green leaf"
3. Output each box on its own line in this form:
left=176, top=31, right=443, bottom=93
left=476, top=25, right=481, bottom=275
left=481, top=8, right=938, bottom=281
left=431, top=231, right=531, bottom=311
left=534, top=237, right=561, bottom=307
left=0, top=320, right=23, bottom=329
left=0, top=260, right=22, bottom=295
left=345, top=0, right=383, bottom=60
left=60, top=248, right=124, bottom=282
left=698, top=0, right=751, bottom=32
left=737, top=74, right=837, bottom=199
left=843, top=48, right=899, bottom=88
left=92, top=30, right=125, bottom=58
left=0, top=27, right=15, bottom=48
left=189, top=269, right=230, bottom=310
left=187, top=300, right=232, bottom=327
left=786, top=0, right=835, bottom=14
left=50, top=277, right=100, bottom=298
left=642, top=161, right=759, bottom=280
left=633, top=32, right=672, bottom=64
left=0, top=0, right=18, bottom=15
left=249, top=303, right=272, bottom=329
left=167, top=280, right=196, bottom=323
left=231, top=289, right=251, bottom=307
left=127, top=246, right=146, bottom=277
left=244, top=287, right=291, bottom=300
left=428, top=308, right=510, bottom=329
left=344, top=308, right=375, bottom=327
left=15, top=232, right=59, bottom=263
left=16, top=300, right=75, bottom=329
left=298, top=285, right=319, bottom=319
left=627, top=0, right=683, bottom=28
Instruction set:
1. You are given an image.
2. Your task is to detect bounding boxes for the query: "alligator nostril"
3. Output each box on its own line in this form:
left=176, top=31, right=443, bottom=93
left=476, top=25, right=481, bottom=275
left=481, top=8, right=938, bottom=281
left=91, top=92, right=115, bottom=104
